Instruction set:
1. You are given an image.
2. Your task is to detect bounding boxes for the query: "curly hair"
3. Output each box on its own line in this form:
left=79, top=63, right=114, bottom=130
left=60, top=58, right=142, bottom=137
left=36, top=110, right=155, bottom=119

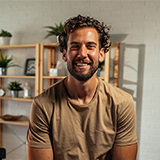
left=59, top=14, right=111, bottom=53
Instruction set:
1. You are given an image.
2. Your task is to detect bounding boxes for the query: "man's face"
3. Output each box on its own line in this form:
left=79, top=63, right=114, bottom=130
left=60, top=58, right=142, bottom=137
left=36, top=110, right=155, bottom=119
left=62, top=27, right=104, bottom=81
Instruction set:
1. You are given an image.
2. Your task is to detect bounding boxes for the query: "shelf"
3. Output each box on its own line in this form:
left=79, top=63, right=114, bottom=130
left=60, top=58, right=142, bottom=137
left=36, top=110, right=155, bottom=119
left=0, top=96, right=33, bottom=102
left=43, top=43, right=59, bottom=49
left=43, top=76, right=66, bottom=79
left=0, top=119, right=29, bottom=126
left=0, top=44, right=37, bottom=49
left=0, top=75, right=35, bottom=78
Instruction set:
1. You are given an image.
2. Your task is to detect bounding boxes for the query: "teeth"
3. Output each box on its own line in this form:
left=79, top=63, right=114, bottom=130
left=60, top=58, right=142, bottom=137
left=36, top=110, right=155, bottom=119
left=77, top=63, right=87, bottom=66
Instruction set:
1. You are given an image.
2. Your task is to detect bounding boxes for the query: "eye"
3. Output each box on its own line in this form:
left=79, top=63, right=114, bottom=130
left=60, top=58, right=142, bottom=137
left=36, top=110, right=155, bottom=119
left=87, top=44, right=96, bottom=49
left=71, top=45, right=80, bottom=50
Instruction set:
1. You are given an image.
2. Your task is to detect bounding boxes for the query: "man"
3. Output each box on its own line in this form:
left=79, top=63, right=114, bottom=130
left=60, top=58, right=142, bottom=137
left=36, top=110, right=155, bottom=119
left=27, top=15, right=138, bottom=160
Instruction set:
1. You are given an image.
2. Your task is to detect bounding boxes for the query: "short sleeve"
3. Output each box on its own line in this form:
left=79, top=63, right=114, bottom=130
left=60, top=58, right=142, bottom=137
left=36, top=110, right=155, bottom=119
left=26, top=98, right=52, bottom=149
left=114, top=96, right=138, bottom=146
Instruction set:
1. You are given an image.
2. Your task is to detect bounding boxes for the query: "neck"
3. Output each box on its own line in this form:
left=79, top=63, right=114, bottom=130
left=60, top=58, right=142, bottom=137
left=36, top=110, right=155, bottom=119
left=64, top=74, right=98, bottom=105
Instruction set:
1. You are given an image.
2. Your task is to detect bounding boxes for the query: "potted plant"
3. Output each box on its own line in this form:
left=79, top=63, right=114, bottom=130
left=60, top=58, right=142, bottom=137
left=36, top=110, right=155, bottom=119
left=7, top=81, right=23, bottom=98
left=0, top=29, right=12, bottom=45
left=0, top=50, right=20, bottom=75
left=44, top=22, right=64, bottom=43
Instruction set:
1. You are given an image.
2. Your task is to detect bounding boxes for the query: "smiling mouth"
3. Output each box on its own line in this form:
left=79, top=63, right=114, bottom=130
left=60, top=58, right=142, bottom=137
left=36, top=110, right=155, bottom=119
left=76, top=63, right=88, bottom=66
left=74, top=61, right=92, bottom=69
left=74, top=59, right=92, bottom=67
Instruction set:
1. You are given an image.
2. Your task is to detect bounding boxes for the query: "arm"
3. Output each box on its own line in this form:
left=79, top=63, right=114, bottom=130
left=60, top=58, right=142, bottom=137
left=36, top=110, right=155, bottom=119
left=27, top=99, right=54, bottom=159
left=27, top=146, right=53, bottom=160
left=113, top=96, right=138, bottom=159
left=113, top=143, right=138, bottom=160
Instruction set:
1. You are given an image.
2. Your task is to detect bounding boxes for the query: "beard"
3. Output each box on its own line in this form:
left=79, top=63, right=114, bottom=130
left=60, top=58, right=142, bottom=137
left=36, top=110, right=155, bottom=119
left=67, top=59, right=99, bottom=81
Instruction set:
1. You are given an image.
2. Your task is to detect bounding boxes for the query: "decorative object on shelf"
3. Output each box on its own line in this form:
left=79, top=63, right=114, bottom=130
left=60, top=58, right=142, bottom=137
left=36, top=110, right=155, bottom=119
left=0, top=88, right=5, bottom=97
left=96, top=60, right=105, bottom=77
left=49, top=68, right=66, bottom=76
left=7, top=81, right=23, bottom=98
left=0, top=29, right=12, bottom=45
left=23, top=82, right=32, bottom=98
left=0, top=50, right=20, bottom=75
left=0, top=114, right=23, bottom=121
left=44, top=22, right=64, bottom=43
left=24, top=58, right=35, bottom=76
left=49, top=60, right=65, bottom=76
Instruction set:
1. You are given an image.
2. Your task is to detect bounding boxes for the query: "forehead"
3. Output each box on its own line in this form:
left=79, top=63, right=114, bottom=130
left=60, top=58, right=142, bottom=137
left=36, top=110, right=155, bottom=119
left=67, top=27, right=99, bottom=44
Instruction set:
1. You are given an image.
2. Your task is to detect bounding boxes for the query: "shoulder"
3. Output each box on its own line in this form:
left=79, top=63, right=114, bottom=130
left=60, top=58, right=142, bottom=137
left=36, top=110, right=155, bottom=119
left=30, top=79, right=65, bottom=121
left=33, top=79, right=65, bottom=106
left=98, top=78, right=133, bottom=106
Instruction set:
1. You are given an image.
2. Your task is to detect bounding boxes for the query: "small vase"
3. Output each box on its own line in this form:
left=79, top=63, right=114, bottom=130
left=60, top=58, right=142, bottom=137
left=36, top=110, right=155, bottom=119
left=23, top=83, right=32, bottom=98
left=56, top=35, right=59, bottom=43
left=11, top=90, right=19, bottom=98
left=0, top=67, right=7, bottom=75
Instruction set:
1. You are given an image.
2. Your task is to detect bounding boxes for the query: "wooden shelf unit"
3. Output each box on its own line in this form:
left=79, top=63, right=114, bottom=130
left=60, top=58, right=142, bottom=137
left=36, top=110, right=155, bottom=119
left=0, top=44, right=40, bottom=147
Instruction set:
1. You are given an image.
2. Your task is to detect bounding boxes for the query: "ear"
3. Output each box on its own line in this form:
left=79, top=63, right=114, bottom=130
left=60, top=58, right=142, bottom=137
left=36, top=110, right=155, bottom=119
left=99, top=48, right=105, bottom=62
left=62, top=49, right=67, bottom=62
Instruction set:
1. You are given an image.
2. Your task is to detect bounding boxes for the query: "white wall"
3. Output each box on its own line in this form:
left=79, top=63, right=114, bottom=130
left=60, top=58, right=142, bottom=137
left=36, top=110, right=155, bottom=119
left=0, top=1, right=160, bottom=160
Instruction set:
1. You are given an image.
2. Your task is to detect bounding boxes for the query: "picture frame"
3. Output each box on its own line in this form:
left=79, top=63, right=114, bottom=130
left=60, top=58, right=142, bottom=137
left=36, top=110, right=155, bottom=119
left=24, top=58, right=35, bottom=76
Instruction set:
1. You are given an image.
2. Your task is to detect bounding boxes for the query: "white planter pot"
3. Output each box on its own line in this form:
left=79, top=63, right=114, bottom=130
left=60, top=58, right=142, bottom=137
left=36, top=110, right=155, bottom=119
left=0, top=37, right=11, bottom=46
left=0, top=67, right=7, bottom=75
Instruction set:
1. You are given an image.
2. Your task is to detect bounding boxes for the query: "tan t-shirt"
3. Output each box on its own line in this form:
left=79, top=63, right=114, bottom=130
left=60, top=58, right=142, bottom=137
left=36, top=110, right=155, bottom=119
left=27, top=78, right=137, bottom=160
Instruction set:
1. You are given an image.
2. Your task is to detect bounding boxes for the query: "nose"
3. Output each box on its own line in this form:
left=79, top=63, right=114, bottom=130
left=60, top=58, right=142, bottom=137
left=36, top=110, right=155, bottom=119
left=78, top=44, right=88, bottom=58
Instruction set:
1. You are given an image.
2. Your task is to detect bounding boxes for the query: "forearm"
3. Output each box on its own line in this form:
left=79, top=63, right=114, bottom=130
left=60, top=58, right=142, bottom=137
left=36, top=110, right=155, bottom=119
left=27, top=146, right=53, bottom=160
left=113, top=143, right=138, bottom=160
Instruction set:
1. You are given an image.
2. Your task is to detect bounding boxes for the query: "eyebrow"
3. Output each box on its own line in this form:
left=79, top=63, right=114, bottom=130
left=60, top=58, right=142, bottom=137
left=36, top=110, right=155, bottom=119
left=87, top=42, right=97, bottom=46
left=70, top=41, right=97, bottom=45
left=70, top=42, right=79, bottom=45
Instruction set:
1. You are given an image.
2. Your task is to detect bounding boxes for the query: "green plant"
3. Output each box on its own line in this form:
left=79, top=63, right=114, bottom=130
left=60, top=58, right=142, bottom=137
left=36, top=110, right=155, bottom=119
left=8, top=81, right=23, bottom=91
left=0, top=29, right=12, bottom=37
left=0, top=50, right=20, bottom=68
left=44, top=22, right=64, bottom=38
